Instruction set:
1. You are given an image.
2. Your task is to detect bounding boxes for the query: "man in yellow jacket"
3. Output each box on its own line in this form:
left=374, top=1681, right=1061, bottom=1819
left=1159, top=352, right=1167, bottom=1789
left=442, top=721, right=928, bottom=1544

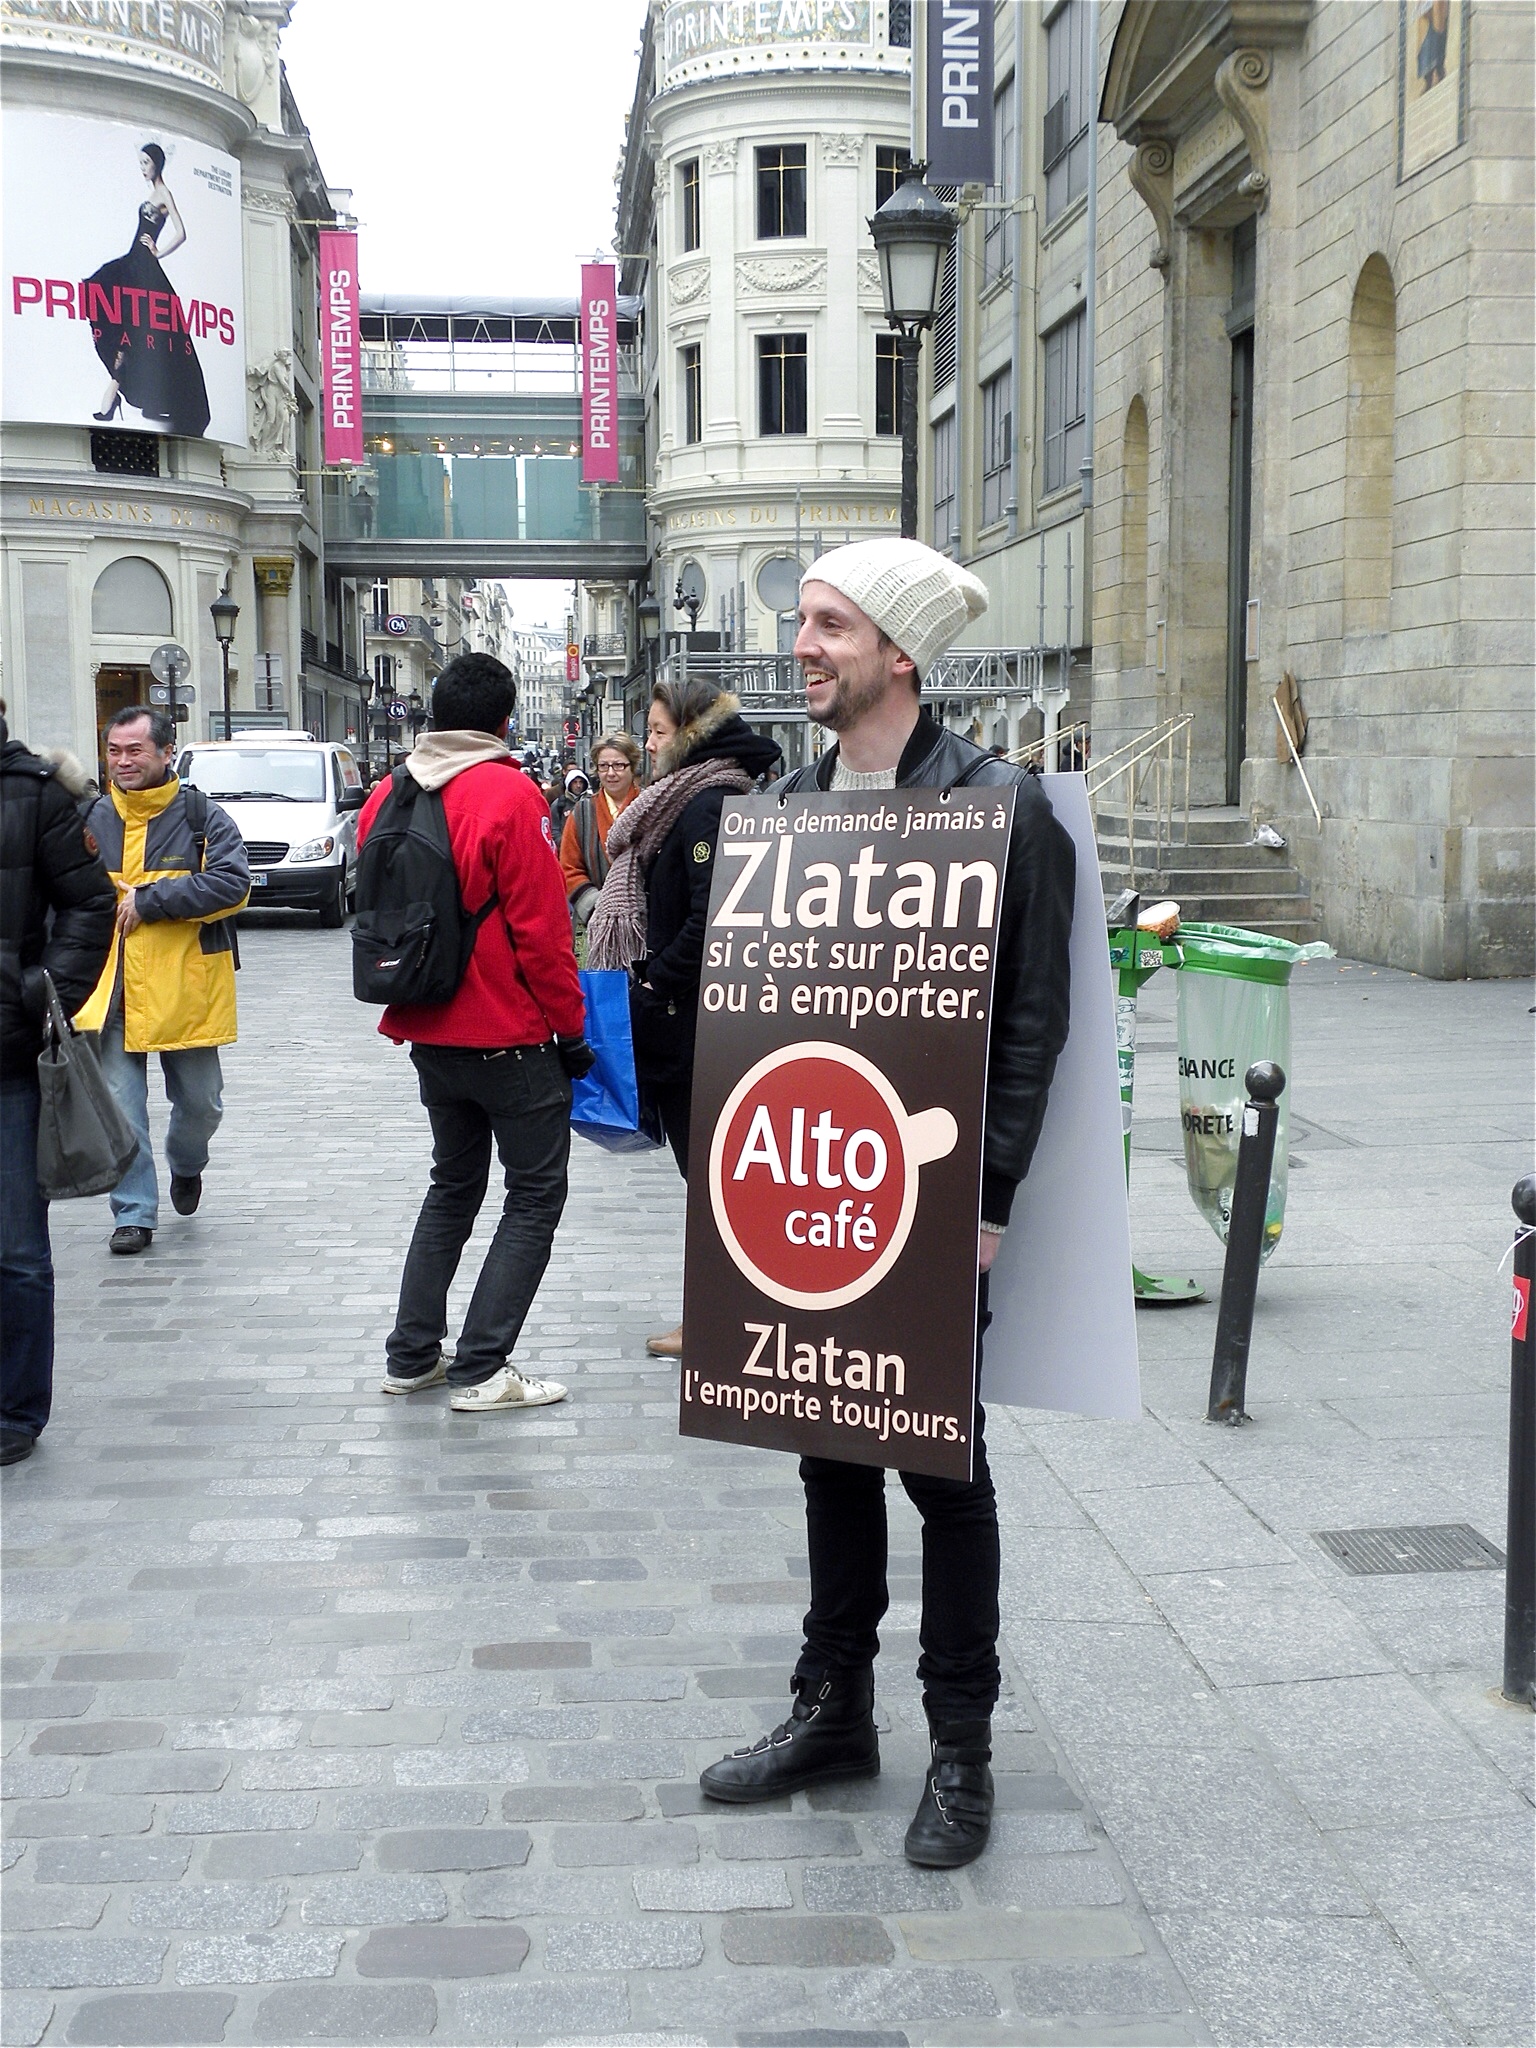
left=77, top=706, right=249, bottom=1254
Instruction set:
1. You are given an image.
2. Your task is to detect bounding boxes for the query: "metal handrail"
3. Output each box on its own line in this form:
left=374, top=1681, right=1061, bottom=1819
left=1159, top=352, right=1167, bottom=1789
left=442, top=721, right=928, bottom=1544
left=1009, top=719, right=1092, bottom=773
left=1084, top=713, right=1194, bottom=889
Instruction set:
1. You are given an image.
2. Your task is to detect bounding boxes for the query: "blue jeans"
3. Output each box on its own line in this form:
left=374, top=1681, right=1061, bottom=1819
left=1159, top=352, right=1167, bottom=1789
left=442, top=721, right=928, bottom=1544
left=0, top=1070, right=54, bottom=1438
left=98, top=1019, right=224, bottom=1230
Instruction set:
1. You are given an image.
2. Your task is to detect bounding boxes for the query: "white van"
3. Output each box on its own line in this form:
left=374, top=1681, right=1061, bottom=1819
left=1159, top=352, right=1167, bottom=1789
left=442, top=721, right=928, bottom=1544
left=177, top=734, right=365, bottom=927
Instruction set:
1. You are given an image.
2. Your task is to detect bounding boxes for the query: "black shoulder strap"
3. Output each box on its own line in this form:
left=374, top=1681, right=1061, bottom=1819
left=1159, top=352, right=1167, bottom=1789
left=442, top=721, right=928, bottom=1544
left=183, top=783, right=209, bottom=868
left=938, top=748, right=1039, bottom=794
left=181, top=781, right=239, bottom=969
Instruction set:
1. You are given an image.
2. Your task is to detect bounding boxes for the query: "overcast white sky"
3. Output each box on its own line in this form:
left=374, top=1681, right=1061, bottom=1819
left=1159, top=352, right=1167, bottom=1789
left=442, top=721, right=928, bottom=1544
left=281, top=0, right=647, bottom=630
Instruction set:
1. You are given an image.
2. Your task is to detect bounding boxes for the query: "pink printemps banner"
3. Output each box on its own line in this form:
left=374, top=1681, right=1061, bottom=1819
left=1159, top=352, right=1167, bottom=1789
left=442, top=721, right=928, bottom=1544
left=318, top=229, right=362, bottom=466
left=581, top=261, right=619, bottom=484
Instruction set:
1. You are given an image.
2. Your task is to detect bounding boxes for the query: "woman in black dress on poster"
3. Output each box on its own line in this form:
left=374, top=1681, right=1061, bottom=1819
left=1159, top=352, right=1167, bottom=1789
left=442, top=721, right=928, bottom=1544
left=90, top=143, right=211, bottom=437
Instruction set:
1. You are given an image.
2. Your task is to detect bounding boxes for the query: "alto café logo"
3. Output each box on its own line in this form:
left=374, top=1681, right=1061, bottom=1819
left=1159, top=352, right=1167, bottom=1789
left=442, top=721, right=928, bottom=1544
left=9, top=274, right=236, bottom=344
left=708, top=1042, right=957, bottom=1311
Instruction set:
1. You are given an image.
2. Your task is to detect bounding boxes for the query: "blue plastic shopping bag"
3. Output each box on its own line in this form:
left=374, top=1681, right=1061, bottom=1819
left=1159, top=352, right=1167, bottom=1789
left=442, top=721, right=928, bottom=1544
left=570, top=968, right=665, bottom=1153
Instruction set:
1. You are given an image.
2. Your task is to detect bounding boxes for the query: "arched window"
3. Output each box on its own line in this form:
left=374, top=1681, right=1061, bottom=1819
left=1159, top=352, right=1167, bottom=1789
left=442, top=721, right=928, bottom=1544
left=92, top=556, right=173, bottom=636
left=1344, top=256, right=1396, bottom=635
left=1122, top=396, right=1150, bottom=668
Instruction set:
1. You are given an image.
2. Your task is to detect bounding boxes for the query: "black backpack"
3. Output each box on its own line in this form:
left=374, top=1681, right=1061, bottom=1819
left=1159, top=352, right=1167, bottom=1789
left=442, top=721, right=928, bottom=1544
left=351, top=767, right=495, bottom=1006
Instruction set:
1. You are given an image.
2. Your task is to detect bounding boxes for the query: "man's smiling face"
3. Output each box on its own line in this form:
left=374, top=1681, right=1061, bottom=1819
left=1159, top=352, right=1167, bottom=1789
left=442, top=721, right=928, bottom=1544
left=793, top=581, right=916, bottom=731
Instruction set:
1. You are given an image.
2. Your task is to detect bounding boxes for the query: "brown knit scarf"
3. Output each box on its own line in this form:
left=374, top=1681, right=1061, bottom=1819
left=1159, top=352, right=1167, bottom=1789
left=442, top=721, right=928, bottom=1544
left=585, top=758, right=752, bottom=971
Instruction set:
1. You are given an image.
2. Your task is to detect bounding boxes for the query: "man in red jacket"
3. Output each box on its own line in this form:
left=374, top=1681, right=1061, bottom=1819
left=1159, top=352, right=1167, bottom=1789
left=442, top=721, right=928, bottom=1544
left=357, top=653, right=589, bottom=1414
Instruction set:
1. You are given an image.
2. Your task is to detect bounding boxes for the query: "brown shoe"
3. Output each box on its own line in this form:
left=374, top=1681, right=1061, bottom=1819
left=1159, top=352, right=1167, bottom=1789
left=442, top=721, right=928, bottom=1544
left=646, top=1325, right=683, bottom=1358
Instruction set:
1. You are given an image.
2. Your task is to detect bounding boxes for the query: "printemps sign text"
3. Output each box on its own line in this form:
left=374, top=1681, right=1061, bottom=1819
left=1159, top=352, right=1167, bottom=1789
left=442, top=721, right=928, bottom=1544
left=682, top=789, right=1013, bottom=1481
left=1, top=108, right=244, bottom=444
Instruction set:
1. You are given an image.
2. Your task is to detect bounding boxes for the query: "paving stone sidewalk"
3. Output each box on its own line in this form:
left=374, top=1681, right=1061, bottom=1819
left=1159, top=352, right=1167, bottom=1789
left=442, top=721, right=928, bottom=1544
left=991, top=957, right=1532, bottom=2048
left=2, top=923, right=1200, bottom=2048
left=3, top=927, right=1531, bottom=2048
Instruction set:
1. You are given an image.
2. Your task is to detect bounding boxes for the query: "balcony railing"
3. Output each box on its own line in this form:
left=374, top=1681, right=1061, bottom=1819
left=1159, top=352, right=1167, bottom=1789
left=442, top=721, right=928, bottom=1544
left=654, top=646, right=1073, bottom=716
left=366, top=613, right=443, bottom=659
left=582, top=633, right=628, bottom=662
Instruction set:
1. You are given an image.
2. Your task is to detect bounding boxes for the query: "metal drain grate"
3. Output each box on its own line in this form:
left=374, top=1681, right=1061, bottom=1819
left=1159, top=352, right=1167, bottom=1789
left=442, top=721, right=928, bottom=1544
left=1313, top=1523, right=1506, bottom=1577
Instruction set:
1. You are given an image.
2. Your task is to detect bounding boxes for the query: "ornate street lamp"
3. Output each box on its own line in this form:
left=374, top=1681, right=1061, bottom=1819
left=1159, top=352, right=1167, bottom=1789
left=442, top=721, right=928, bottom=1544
left=868, top=168, right=957, bottom=540
left=210, top=579, right=239, bottom=740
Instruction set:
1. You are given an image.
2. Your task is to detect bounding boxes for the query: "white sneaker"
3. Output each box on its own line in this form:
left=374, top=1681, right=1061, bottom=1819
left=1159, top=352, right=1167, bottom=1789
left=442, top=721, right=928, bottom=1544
left=449, top=1367, right=567, bottom=1413
left=379, top=1353, right=449, bottom=1396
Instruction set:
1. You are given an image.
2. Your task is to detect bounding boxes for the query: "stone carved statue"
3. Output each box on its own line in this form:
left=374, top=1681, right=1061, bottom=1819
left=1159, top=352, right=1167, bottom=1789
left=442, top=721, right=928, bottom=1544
left=246, top=350, right=297, bottom=460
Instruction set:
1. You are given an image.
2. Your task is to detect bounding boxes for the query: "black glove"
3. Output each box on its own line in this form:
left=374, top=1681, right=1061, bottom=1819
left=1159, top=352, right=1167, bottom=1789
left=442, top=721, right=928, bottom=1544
left=556, top=1035, right=596, bottom=1080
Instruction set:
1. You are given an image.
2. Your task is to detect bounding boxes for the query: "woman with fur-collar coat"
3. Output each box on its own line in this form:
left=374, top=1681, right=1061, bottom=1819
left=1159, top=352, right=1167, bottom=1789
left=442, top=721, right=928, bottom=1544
left=585, top=680, right=781, bottom=1356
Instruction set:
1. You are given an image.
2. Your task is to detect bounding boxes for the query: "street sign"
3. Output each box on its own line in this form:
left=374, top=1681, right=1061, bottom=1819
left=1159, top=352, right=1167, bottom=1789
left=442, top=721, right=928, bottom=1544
left=150, top=641, right=192, bottom=688
left=680, top=788, right=1014, bottom=1480
left=148, top=681, right=196, bottom=706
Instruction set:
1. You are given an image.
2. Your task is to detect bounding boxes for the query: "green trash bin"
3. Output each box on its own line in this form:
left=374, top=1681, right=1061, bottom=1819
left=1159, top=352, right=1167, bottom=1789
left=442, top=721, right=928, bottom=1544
left=1175, top=923, right=1333, bottom=1261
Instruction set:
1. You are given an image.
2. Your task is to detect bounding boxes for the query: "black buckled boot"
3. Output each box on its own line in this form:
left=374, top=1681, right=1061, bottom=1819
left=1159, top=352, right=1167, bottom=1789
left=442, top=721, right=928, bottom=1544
left=903, top=1717, right=994, bottom=1867
left=699, top=1668, right=878, bottom=1804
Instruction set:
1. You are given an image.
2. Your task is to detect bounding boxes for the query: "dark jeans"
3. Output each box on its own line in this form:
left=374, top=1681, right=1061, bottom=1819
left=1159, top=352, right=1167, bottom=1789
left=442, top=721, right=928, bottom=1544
left=386, top=1042, right=571, bottom=1387
left=796, top=1275, right=999, bottom=1725
left=0, top=1070, right=54, bottom=1439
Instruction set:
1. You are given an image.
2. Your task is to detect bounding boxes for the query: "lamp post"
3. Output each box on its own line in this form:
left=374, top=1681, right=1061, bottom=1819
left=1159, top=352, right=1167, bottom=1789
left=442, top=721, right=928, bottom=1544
left=673, top=579, right=702, bottom=634
left=210, top=579, right=239, bottom=740
left=373, top=672, right=395, bottom=774
left=636, top=594, right=662, bottom=739
left=868, top=168, right=958, bottom=540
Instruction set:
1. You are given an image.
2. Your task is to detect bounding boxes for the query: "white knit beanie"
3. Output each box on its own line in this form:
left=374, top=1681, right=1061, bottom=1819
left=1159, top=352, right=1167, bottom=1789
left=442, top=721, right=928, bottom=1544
left=801, top=539, right=989, bottom=678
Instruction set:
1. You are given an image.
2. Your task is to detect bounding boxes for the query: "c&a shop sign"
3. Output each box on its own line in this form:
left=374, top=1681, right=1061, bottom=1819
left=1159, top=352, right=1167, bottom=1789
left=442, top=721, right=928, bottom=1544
left=681, top=788, right=1013, bottom=1481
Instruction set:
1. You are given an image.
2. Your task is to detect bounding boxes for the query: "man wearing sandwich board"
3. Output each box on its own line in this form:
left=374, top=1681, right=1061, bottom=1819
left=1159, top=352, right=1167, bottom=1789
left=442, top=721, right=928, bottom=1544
left=695, top=540, right=1076, bottom=1867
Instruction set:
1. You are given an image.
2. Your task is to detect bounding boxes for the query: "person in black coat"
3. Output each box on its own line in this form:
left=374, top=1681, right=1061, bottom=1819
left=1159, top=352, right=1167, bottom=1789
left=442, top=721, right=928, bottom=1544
left=585, top=679, right=781, bottom=1355
left=0, top=712, right=117, bottom=1464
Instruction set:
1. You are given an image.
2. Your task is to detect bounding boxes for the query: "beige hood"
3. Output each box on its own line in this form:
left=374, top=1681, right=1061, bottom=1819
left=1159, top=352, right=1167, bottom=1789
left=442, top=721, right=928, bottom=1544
left=406, top=729, right=512, bottom=792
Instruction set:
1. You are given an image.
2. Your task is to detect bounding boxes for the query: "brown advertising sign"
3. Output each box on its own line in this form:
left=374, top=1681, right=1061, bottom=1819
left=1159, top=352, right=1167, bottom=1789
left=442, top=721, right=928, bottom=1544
left=681, top=787, right=1015, bottom=1481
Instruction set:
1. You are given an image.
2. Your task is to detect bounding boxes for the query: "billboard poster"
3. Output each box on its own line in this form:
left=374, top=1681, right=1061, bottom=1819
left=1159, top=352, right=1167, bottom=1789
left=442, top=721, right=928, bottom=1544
left=318, top=229, right=362, bottom=466
left=681, top=788, right=1014, bottom=1481
left=580, top=260, right=619, bottom=485
left=1398, top=0, right=1468, bottom=180
left=1, top=109, right=245, bottom=445
left=924, top=0, right=995, bottom=184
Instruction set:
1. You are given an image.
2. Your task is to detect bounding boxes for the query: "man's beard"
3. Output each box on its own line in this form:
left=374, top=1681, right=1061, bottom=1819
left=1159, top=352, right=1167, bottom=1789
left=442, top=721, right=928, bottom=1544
left=807, top=666, right=888, bottom=732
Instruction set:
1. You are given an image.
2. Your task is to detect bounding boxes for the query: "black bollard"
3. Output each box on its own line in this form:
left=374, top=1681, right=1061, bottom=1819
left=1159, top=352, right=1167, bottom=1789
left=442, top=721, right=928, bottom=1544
left=1503, top=1175, right=1536, bottom=1707
left=1206, top=1061, right=1286, bottom=1425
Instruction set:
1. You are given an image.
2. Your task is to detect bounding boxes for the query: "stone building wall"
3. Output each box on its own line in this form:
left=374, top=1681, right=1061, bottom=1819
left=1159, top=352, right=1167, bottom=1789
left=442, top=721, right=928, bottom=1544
left=1092, top=0, right=1534, bottom=977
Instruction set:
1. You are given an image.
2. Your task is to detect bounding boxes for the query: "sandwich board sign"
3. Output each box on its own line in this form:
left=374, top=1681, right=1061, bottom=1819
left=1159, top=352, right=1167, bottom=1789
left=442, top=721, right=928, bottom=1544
left=680, top=787, right=1014, bottom=1481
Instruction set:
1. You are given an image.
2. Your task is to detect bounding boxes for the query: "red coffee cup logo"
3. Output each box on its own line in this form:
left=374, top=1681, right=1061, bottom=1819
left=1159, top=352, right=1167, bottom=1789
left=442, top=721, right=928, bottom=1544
left=707, top=1042, right=958, bottom=1310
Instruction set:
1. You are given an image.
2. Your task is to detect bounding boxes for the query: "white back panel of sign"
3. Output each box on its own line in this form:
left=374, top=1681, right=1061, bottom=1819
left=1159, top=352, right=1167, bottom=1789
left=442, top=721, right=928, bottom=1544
left=981, top=773, right=1142, bottom=1422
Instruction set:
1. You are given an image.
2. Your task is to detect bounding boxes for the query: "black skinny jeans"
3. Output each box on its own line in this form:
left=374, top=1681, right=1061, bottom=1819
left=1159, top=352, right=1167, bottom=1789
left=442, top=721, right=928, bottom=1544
left=386, top=1043, right=571, bottom=1386
left=796, top=1275, right=1000, bottom=1726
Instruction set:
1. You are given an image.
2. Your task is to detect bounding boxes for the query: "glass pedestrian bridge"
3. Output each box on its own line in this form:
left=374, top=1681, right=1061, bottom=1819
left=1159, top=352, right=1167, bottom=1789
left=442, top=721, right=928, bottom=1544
left=321, top=297, right=648, bottom=581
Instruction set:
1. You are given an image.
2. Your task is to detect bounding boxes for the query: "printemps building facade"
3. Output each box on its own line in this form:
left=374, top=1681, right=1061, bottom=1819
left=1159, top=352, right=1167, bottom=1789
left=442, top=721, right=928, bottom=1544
left=613, top=0, right=913, bottom=673
left=0, top=0, right=368, bottom=772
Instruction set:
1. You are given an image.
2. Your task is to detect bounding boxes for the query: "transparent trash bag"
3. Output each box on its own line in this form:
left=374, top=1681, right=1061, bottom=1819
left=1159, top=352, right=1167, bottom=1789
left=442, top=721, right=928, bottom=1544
left=1175, top=923, right=1333, bottom=1261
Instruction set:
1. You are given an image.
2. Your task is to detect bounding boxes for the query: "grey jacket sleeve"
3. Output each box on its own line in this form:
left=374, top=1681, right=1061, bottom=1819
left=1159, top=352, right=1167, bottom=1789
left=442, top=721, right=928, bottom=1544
left=136, top=797, right=250, bottom=925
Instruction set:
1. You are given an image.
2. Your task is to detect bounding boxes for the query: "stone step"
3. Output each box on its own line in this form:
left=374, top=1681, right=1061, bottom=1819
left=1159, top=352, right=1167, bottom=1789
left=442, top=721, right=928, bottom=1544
left=1096, top=841, right=1301, bottom=875
left=1094, top=807, right=1253, bottom=847
left=1100, top=865, right=1311, bottom=893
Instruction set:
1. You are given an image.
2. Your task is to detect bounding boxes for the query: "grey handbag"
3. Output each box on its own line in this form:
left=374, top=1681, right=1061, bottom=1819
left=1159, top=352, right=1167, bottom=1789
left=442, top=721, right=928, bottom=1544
left=36, top=972, right=139, bottom=1200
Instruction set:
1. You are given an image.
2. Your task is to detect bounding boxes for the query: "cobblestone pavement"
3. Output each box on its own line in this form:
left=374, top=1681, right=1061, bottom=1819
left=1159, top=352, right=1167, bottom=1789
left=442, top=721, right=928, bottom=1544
left=3, top=923, right=1203, bottom=2048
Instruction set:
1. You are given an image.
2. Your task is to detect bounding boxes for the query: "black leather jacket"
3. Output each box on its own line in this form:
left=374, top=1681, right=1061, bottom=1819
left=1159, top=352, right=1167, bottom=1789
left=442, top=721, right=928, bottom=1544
left=0, top=723, right=116, bottom=1078
left=777, top=708, right=1075, bottom=1226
